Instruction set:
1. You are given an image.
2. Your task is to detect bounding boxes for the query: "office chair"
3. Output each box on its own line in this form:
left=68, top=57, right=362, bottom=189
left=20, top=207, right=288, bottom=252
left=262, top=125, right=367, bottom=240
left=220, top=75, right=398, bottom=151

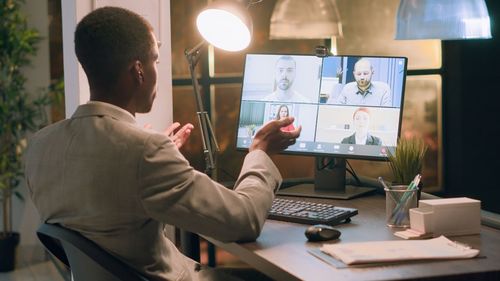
left=37, top=223, right=149, bottom=281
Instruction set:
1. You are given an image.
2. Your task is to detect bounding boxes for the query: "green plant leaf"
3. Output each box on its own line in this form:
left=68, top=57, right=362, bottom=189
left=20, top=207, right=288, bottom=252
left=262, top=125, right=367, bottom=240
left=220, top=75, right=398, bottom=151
left=1, top=0, right=46, bottom=233
left=387, top=137, right=428, bottom=185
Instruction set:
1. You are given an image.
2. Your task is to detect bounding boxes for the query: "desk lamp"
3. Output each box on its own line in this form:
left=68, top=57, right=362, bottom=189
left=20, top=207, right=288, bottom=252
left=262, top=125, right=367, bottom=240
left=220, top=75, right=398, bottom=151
left=183, top=0, right=256, bottom=262
left=185, top=0, right=255, bottom=177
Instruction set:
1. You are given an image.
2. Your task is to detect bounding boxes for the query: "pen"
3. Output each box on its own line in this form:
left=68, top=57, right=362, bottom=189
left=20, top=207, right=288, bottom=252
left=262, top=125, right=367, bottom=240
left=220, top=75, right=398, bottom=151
left=392, top=174, right=421, bottom=224
left=407, top=174, right=421, bottom=191
left=378, top=176, right=390, bottom=190
left=379, top=176, right=398, bottom=204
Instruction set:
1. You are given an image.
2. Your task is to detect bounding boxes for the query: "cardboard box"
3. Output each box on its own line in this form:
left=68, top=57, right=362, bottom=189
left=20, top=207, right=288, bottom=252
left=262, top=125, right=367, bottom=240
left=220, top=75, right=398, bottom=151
left=410, top=197, right=481, bottom=236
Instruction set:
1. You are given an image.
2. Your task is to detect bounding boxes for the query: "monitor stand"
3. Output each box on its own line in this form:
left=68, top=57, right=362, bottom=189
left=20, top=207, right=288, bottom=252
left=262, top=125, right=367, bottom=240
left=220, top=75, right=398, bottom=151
left=277, top=157, right=376, bottom=200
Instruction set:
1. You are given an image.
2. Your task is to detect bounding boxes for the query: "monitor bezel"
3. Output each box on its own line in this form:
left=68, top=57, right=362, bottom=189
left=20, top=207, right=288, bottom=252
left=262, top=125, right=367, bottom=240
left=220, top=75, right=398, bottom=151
left=235, top=53, right=408, bottom=162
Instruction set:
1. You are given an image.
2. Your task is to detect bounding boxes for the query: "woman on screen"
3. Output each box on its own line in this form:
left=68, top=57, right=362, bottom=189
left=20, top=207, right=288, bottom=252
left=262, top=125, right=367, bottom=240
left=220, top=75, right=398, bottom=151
left=341, top=107, right=382, bottom=145
left=275, top=104, right=296, bottom=132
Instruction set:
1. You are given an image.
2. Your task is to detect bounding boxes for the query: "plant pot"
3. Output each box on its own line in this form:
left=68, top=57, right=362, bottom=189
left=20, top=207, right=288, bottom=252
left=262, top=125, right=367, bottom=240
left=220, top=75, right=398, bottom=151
left=0, top=232, right=20, bottom=272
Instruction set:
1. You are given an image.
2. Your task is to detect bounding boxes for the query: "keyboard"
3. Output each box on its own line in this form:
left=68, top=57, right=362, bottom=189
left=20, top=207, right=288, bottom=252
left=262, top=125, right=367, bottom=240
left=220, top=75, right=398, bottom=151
left=269, top=197, right=358, bottom=225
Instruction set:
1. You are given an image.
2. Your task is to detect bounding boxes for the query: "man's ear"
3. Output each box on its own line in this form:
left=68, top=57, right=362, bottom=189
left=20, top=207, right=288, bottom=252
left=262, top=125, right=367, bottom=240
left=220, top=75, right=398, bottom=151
left=132, top=60, right=144, bottom=83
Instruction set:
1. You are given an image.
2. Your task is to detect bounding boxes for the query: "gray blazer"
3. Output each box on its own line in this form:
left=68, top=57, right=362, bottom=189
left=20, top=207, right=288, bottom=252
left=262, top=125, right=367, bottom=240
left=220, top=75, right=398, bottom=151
left=25, top=102, right=282, bottom=281
left=341, top=133, right=382, bottom=145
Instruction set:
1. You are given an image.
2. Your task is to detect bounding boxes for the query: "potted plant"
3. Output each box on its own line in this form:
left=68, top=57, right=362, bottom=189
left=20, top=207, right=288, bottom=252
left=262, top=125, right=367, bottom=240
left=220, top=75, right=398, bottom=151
left=387, top=136, right=428, bottom=186
left=0, top=0, right=45, bottom=272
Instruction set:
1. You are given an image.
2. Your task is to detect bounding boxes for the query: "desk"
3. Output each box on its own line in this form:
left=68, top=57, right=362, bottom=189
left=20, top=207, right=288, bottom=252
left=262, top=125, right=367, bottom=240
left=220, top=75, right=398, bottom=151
left=205, top=194, right=500, bottom=281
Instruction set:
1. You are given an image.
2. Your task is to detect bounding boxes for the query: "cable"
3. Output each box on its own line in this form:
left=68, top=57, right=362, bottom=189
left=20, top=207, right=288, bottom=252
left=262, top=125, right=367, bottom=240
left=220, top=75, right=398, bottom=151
left=346, top=160, right=361, bottom=186
left=316, top=157, right=335, bottom=170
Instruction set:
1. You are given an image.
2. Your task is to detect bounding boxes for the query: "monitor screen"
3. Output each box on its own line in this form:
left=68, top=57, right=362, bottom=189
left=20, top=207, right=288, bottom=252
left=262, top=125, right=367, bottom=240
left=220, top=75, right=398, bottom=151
left=236, top=54, right=407, bottom=161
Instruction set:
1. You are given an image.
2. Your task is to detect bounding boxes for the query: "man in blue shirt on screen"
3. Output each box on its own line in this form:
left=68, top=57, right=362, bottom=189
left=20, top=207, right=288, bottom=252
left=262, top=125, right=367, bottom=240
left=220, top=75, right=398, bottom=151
left=335, top=58, right=392, bottom=107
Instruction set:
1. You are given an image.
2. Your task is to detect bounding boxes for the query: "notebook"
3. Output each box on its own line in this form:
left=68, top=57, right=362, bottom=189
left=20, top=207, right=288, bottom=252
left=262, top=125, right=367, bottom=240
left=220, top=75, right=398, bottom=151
left=320, top=236, right=479, bottom=265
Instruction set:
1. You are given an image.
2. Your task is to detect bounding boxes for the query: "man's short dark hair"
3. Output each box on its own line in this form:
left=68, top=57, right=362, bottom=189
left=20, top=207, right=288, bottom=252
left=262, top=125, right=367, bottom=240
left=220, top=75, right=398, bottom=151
left=75, top=7, right=154, bottom=90
left=276, top=55, right=296, bottom=68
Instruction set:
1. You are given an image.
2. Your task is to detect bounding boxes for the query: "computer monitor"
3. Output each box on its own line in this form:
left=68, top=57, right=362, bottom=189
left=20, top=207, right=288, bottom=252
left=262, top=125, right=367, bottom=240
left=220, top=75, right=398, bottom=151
left=236, top=54, right=407, bottom=199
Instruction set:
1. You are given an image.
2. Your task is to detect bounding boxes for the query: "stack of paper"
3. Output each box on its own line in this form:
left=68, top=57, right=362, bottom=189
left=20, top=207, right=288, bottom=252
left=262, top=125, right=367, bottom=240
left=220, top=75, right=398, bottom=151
left=320, top=236, right=479, bottom=265
left=394, top=228, right=434, bottom=239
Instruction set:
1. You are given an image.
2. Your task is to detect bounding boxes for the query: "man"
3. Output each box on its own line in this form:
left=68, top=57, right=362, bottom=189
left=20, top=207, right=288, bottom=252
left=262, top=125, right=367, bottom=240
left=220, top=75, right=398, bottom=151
left=24, top=7, right=300, bottom=281
left=264, top=55, right=311, bottom=103
left=335, top=58, right=392, bottom=106
left=341, top=107, right=382, bottom=145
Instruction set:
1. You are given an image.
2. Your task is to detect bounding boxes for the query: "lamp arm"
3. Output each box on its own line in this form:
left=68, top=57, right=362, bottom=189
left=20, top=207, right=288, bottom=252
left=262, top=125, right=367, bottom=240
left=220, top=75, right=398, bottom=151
left=185, top=40, right=206, bottom=61
left=184, top=41, right=219, bottom=176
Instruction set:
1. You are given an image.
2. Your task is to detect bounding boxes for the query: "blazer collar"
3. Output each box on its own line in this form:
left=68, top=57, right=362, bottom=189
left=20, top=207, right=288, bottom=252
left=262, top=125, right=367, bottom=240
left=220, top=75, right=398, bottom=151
left=72, top=102, right=137, bottom=125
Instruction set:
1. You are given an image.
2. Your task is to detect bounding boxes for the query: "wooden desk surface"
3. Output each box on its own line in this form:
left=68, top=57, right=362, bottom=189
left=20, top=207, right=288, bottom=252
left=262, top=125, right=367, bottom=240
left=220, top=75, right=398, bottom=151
left=205, top=194, right=500, bottom=281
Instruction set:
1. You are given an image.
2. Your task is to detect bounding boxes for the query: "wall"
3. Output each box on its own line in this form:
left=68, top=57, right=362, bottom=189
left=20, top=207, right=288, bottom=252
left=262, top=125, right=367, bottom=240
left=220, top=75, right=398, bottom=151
left=61, top=0, right=173, bottom=129
left=9, top=0, right=51, bottom=246
left=443, top=0, right=500, bottom=214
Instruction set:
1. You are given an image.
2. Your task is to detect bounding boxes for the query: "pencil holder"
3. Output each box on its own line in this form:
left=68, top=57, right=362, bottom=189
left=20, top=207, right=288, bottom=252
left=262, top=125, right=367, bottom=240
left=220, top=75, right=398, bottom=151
left=385, top=185, right=418, bottom=228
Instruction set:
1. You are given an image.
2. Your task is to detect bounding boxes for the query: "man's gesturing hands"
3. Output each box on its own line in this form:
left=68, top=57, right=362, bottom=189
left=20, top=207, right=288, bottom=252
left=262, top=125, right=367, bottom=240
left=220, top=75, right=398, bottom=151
left=249, top=117, right=301, bottom=155
left=163, top=122, right=194, bottom=149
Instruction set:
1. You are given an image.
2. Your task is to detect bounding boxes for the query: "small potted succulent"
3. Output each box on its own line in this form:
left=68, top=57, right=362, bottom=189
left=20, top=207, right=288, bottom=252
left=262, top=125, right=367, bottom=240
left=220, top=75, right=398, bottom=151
left=387, top=136, right=428, bottom=186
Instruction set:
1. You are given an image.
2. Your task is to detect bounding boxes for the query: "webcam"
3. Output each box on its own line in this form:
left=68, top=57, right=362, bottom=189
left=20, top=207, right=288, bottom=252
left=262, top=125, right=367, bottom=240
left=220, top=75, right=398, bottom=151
left=315, top=45, right=330, bottom=57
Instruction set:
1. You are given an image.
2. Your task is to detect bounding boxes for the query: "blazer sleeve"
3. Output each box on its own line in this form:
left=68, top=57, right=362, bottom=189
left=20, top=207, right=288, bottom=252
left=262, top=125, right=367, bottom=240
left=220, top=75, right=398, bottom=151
left=138, top=134, right=282, bottom=242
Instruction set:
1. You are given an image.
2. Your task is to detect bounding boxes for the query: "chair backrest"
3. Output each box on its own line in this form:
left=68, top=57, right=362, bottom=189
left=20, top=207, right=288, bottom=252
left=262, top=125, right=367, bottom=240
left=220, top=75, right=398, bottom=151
left=37, top=223, right=149, bottom=281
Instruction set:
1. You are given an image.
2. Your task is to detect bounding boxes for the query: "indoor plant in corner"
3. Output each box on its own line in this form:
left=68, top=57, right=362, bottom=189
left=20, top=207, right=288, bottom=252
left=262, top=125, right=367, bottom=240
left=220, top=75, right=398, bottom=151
left=0, top=0, right=45, bottom=272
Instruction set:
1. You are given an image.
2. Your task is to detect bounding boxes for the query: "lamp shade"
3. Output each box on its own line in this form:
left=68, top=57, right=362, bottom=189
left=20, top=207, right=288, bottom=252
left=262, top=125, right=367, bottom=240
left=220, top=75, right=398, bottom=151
left=270, top=0, right=342, bottom=39
left=196, top=0, right=253, bottom=51
left=396, top=0, right=492, bottom=40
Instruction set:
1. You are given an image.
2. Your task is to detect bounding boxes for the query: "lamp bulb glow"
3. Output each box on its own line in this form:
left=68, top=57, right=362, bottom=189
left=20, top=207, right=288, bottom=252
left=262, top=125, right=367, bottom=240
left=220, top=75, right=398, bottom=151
left=197, top=9, right=251, bottom=52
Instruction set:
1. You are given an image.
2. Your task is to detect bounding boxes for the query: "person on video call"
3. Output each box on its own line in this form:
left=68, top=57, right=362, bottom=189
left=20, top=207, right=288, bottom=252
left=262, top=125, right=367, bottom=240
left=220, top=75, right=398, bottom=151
left=24, top=7, right=301, bottom=281
left=335, top=58, right=392, bottom=106
left=341, top=107, right=382, bottom=145
left=264, top=55, right=311, bottom=103
left=275, top=104, right=296, bottom=132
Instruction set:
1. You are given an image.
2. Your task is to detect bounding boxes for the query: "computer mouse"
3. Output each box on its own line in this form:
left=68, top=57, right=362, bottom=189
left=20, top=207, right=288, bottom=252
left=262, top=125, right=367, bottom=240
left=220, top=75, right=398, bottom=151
left=305, top=224, right=341, bottom=242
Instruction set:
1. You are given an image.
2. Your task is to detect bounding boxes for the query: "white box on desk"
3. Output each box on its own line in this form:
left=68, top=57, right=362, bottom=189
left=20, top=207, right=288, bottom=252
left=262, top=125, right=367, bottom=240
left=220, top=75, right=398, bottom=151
left=409, top=197, right=481, bottom=236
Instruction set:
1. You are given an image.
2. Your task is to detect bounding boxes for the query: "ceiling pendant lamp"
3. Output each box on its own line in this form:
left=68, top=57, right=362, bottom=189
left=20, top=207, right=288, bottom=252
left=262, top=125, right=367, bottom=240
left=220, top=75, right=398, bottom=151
left=270, top=0, right=343, bottom=39
left=396, top=0, right=492, bottom=40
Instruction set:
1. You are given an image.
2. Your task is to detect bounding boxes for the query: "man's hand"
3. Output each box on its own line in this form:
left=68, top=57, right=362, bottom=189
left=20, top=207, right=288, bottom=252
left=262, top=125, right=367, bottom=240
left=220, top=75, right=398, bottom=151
left=164, top=122, right=194, bottom=149
left=249, top=117, right=301, bottom=155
